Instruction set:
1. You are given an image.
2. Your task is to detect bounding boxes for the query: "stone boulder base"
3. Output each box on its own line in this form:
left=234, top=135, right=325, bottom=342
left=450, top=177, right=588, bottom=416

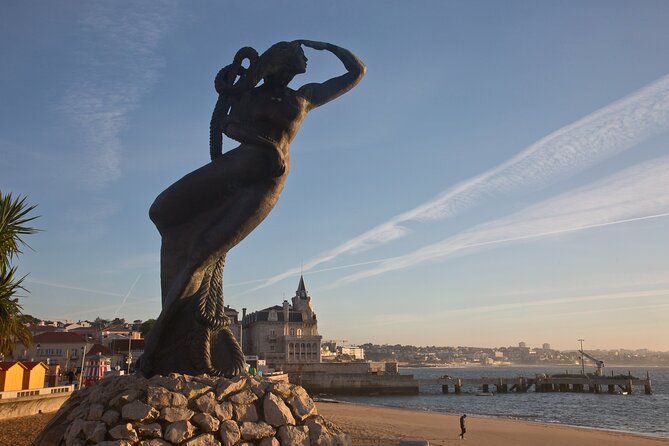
left=33, top=374, right=350, bottom=446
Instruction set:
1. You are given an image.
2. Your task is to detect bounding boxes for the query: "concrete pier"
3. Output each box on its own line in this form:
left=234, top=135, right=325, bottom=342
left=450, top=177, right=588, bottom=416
left=422, top=373, right=652, bottom=395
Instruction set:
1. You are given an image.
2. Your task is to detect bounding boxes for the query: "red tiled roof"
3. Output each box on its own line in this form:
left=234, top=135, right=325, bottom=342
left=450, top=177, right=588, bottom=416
left=20, top=361, right=48, bottom=370
left=28, top=325, right=59, bottom=334
left=0, top=361, right=28, bottom=371
left=110, top=339, right=146, bottom=353
left=33, top=332, right=87, bottom=344
left=104, top=325, right=131, bottom=333
left=87, top=344, right=113, bottom=356
left=69, top=327, right=99, bottom=332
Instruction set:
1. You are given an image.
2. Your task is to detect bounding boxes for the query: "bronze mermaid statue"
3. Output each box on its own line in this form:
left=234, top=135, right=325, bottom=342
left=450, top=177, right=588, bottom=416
left=139, top=40, right=365, bottom=377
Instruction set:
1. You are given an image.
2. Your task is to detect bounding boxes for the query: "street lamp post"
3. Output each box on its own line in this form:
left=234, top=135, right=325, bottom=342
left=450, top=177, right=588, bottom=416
left=64, top=349, right=72, bottom=375
left=578, top=339, right=585, bottom=375
left=78, top=346, right=87, bottom=389
left=127, top=331, right=133, bottom=375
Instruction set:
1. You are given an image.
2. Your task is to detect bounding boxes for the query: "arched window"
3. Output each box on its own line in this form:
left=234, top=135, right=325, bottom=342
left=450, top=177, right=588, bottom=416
left=297, top=328, right=302, bottom=337
left=290, top=328, right=296, bottom=336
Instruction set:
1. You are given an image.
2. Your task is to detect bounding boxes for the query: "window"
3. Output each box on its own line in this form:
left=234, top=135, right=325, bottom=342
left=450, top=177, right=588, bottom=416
left=297, top=329, right=302, bottom=337
left=269, top=328, right=276, bottom=336
left=290, top=328, right=296, bottom=336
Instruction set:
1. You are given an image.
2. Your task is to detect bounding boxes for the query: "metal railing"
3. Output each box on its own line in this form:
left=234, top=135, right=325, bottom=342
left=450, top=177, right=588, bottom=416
left=0, top=385, right=74, bottom=400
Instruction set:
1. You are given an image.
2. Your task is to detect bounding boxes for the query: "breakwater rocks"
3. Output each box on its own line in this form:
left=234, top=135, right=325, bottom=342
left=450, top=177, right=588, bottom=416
left=33, top=374, right=350, bottom=446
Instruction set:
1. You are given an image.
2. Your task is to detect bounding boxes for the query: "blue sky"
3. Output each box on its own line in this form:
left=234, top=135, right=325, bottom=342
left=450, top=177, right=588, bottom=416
left=2, top=1, right=669, bottom=351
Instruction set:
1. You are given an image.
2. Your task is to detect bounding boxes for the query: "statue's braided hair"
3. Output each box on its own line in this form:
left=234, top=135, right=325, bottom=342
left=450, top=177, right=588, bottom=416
left=209, top=42, right=302, bottom=161
left=209, top=46, right=259, bottom=161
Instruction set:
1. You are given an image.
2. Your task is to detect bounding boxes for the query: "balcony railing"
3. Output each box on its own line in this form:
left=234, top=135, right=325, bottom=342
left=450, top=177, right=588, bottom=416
left=283, top=335, right=322, bottom=342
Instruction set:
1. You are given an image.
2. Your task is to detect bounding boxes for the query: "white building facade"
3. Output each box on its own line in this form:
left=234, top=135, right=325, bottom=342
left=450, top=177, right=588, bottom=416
left=242, top=276, right=322, bottom=367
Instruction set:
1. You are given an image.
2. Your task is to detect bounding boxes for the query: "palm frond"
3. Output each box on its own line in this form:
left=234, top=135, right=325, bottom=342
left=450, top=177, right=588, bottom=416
left=0, top=191, right=38, bottom=354
left=1, top=264, right=25, bottom=300
left=0, top=191, right=40, bottom=266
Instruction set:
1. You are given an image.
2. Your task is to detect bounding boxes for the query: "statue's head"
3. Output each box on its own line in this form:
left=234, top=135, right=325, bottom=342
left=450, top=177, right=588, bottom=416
left=258, top=41, right=307, bottom=84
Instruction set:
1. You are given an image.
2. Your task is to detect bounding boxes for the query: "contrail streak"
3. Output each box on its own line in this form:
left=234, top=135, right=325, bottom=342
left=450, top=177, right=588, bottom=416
left=326, top=154, right=669, bottom=287
left=366, top=288, right=669, bottom=327
left=543, top=302, right=669, bottom=319
left=225, top=258, right=390, bottom=289
left=26, top=278, right=126, bottom=297
left=113, top=274, right=142, bottom=317
left=50, top=297, right=158, bottom=320
left=249, top=72, right=669, bottom=292
left=230, top=211, right=669, bottom=295
left=327, top=212, right=669, bottom=290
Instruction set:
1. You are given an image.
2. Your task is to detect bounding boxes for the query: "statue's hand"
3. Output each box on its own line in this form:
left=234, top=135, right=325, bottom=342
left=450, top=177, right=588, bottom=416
left=296, top=40, right=329, bottom=51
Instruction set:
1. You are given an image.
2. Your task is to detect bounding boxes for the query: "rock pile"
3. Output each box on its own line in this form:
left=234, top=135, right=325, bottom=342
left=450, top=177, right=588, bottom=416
left=33, top=374, right=350, bottom=446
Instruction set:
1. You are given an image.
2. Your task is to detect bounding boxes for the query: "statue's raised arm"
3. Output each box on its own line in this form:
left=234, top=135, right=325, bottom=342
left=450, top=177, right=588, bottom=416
left=296, top=40, right=367, bottom=109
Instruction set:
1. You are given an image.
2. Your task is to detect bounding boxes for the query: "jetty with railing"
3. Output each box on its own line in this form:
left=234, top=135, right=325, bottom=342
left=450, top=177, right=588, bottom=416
left=280, top=360, right=653, bottom=396
left=418, top=371, right=652, bottom=395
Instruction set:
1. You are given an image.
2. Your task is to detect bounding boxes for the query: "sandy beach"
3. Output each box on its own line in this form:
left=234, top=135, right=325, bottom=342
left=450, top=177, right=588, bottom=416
left=316, top=401, right=669, bottom=446
left=5, top=402, right=668, bottom=446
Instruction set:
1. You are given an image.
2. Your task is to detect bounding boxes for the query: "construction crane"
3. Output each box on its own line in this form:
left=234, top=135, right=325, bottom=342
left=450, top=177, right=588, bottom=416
left=579, top=349, right=605, bottom=376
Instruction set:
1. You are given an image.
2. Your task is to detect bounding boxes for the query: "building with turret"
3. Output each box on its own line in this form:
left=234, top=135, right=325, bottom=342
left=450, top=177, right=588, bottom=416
left=242, top=276, right=322, bottom=366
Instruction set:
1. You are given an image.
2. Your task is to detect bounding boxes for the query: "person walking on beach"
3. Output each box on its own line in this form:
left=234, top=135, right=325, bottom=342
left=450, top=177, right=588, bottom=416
left=459, top=414, right=467, bottom=439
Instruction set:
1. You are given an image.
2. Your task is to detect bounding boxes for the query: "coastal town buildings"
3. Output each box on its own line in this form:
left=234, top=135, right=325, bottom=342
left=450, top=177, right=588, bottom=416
left=242, top=276, right=322, bottom=366
left=11, top=332, right=91, bottom=369
left=225, top=306, right=242, bottom=343
left=11, top=292, right=669, bottom=372
left=108, top=339, right=143, bottom=372
left=340, top=346, right=365, bottom=360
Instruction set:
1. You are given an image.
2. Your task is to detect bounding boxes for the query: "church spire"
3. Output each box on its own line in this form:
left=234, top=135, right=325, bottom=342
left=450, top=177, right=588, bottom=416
left=296, top=275, right=308, bottom=299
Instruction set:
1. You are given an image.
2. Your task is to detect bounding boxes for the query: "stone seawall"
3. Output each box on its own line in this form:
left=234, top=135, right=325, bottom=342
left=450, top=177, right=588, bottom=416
left=288, top=373, right=419, bottom=395
left=0, top=393, right=71, bottom=419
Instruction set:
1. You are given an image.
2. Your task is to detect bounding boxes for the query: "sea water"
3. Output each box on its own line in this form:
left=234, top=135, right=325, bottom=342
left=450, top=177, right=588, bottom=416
left=331, top=366, right=669, bottom=438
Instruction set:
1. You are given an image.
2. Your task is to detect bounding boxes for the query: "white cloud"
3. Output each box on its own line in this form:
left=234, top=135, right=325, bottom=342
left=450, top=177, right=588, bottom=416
left=60, top=1, right=178, bottom=189
left=59, top=201, right=120, bottom=241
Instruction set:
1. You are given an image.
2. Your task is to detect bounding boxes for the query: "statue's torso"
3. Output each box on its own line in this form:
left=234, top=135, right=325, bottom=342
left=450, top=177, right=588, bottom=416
left=228, top=87, right=309, bottom=153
